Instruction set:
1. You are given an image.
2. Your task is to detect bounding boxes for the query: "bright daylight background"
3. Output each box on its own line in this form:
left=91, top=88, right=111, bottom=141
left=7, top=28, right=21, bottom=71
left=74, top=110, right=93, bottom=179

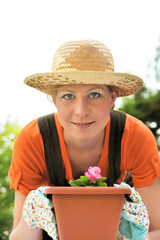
left=0, top=0, right=160, bottom=126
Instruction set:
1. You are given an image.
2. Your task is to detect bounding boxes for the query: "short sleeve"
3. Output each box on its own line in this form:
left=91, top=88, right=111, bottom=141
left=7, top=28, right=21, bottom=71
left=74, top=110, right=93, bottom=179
left=150, top=156, right=160, bottom=178
left=8, top=120, right=50, bottom=196
left=121, top=115, right=160, bottom=188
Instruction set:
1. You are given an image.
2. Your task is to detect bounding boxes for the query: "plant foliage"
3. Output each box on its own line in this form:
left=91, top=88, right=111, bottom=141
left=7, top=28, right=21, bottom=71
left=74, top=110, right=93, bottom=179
left=0, top=119, right=21, bottom=240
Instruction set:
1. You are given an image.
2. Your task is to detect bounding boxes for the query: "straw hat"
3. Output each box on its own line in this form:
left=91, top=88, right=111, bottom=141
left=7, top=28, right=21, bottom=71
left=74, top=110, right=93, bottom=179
left=24, top=39, right=143, bottom=97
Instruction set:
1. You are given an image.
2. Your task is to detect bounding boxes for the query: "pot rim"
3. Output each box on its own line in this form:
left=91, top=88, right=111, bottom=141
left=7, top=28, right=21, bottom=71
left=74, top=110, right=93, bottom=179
left=46, top=186, right=131, bottom=195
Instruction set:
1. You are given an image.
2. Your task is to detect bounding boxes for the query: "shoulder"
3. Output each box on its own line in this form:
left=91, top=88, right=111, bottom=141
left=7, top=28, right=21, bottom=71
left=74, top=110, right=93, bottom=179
left=125, top=113, right=147, bottom=130
left=124, top=113, right=154, bottom=139
left=14, top=119, right=43, bottom=151
left=22, top=119, right=41, bottom=138
left=122, top=113, right=158, bottom=156
left=15, top=113, right=59, bottom=149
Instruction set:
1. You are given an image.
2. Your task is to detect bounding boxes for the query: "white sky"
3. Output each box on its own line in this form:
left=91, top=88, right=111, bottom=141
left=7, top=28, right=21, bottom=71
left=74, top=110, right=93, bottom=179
left=0, top=0, right=160, bottom=126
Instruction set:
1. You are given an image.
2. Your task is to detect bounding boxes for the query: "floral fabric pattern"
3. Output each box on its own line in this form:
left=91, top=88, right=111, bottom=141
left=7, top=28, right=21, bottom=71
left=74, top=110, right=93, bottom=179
left=23, top=186, right=58, bottom=239
left=116, top=183, right=149, bottom=240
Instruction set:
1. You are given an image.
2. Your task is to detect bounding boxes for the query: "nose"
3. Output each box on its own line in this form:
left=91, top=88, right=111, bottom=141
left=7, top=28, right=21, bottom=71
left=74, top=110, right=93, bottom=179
left=74, top=97, right=90, bottom=117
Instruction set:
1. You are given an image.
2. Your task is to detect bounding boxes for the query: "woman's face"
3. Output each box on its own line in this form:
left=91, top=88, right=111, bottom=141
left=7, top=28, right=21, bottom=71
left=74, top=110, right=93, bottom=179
left=53, top=84, right=117, bottom=141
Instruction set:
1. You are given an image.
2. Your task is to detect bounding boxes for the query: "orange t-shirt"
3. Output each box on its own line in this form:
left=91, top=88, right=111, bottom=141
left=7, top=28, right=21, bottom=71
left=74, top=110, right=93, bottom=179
left=8, top=113, right=160, bottom=196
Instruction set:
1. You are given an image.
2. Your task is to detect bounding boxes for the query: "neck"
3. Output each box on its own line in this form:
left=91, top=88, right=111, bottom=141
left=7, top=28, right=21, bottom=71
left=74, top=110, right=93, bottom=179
left=63, top=129, right=106, bottom=152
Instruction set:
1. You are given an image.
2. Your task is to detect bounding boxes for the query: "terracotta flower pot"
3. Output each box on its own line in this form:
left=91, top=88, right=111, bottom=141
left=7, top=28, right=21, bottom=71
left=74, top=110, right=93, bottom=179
left=46, top=187, right=131, bottom=240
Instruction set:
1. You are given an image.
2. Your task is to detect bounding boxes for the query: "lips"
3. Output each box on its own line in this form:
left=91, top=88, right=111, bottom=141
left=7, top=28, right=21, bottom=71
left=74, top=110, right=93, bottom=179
left=71, top=121, right=95, bottom=128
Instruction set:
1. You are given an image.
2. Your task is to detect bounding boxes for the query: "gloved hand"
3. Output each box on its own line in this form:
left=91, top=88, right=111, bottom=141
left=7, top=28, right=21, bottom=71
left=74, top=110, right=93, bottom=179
left=115, top=182, right=149, bottom=240
left=23, top=186, right=59, bottom=240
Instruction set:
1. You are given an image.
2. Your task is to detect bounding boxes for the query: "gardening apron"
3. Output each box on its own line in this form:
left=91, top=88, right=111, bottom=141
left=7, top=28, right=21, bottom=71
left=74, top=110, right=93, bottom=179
left=37, top=110, right=132, bottom=240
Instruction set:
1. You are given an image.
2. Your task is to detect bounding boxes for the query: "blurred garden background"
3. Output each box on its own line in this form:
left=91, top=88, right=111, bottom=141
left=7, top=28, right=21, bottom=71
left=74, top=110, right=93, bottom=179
left=1, top=1, right=160, bottom=239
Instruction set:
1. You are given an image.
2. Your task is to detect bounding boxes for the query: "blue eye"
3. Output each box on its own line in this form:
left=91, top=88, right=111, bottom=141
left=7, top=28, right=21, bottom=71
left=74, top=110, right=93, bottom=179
left=89, top=92, right=101, bottom=99
left=62, top=94, right=74, bottom=100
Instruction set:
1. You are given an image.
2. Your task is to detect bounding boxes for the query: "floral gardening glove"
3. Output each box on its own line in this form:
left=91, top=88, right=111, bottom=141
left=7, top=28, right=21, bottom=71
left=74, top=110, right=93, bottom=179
left=115, top=182, right=149, bottom=240
left=23, top=186, right=59, bottom=240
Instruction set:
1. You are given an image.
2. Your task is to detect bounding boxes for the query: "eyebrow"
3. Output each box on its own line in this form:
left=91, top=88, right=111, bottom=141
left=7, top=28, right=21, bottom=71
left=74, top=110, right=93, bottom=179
left=58, top=89, right=75, bottom=94
left=87, top=87, right=105, bottom=91
left=59, top=87, right=105, bottom=93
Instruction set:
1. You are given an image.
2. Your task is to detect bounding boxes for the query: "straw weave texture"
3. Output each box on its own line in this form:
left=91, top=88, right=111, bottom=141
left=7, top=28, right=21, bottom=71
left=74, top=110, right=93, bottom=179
left=24, top=39, right=143, bottom=97
left=52, top=40, right=114, bottom=72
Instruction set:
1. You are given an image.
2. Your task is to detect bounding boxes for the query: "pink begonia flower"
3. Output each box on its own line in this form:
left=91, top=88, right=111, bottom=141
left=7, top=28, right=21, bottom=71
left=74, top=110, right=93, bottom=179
left=84, top=166, right=102, bottom=183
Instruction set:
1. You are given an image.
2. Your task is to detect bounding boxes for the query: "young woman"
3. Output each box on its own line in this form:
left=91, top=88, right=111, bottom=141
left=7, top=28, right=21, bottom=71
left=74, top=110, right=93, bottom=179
left=9, top=39, right=160, bottom=239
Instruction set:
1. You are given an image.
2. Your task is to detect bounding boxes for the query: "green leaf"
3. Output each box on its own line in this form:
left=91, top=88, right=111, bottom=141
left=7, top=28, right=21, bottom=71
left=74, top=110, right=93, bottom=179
left=98, top=182, right=107, bottom=187
left=99, top=177, right=107, bottom=181
left=80, top=176, right=89, bottom=184
left=68, top=176, right=91, bottom=187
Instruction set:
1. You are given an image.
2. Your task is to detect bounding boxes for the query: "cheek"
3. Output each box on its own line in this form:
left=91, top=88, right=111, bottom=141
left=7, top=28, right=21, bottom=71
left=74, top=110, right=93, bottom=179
left=56, top=104, right=71, bottom=127
left=55, top=98, right=72, bottom=110
left=106, top=95, right=116, bottom=110
left=57, top=112, right=68, bottom=129
left=95, top=100, right=112, bottom=120
left=98, top=105, right=110, bottom=119
left=98, top=98, right=113, bottom=111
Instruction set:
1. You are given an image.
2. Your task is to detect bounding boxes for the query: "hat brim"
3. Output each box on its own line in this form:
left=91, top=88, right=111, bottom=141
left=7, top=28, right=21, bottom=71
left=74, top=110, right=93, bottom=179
left=24, top=71, right=143, bottom=97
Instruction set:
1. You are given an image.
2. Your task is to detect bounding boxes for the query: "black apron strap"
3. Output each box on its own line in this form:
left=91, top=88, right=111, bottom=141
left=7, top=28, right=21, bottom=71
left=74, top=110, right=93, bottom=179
left=37, top=113, right=65, bottom=186
left=107, top=110, right=126, bottom=186
left=38, top=114, right=67, bottom=240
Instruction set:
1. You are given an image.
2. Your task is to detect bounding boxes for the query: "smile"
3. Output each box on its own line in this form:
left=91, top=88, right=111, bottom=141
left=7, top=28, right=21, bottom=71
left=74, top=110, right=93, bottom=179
left=71, top=121, right=95, bottom=128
